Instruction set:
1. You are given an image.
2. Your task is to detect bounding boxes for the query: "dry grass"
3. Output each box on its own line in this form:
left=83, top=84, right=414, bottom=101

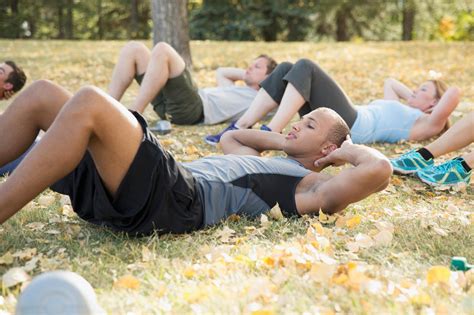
left=0, top=40, right=473, bottom=314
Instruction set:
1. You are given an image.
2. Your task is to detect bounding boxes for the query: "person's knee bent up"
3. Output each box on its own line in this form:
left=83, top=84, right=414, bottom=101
left=59, top=86, right=107, bottom=130
left=274, top=62, right=294, bottom=74
left=293, top=58, right=319, bottom=72
left=150, top=42, right=176, bottom=61
left=122, top=41, right=149, bottom=55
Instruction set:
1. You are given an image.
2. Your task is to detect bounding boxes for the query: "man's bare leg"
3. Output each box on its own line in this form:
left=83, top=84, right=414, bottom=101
left=0, top=80, right=72, bottom=167
left=266, top=83, right=305, bottom=132
left=108, top=41, right=151, bottom=101
left=462, top=151, right=474, bottom=168
left=130, top=42, right=186, bottom=113
left=235, top=83, right=305, bottom=133
left=234, top=89, right=278, bottom=128
left=0, top=86, right=143, bottom=224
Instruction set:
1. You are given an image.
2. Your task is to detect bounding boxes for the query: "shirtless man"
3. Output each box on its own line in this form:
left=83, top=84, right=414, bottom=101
left=0, top=80, right=391, bottom=235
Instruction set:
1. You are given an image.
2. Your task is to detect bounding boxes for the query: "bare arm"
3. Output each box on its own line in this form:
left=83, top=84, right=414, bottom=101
left=215, top=67, right=245, bottom=87
left=411, top=87, right=461, bottom=139
left=427, top=86, right=461, bottom=126
left=220, top=129, right=285, bottom=156
left=297, top=139, right=392, bottom=215
left=383, top=78, right=413, bottom=101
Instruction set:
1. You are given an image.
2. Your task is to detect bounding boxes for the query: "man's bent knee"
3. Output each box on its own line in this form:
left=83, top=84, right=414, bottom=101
left=29, top=79, right=56, bottom=91
left=151, top=42, right=176, bottom=58
left=67, top=86, right=105, bottom=114
left=123, top=40, right=148, bottom=53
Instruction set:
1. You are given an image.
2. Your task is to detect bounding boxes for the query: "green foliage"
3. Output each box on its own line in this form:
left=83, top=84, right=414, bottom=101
left=189, top=0, right=313, bottom=41
left=0, top=0, right=472, bottom=41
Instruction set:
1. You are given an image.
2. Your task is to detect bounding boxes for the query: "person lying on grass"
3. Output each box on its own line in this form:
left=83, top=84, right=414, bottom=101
left=391, top=112, right=473, bottom=187
left=0, top=80, right=391, bottom=235
left=205, top=59, right=460, bottom=145
left=0, top=60, right=26, bottom=100
left=0, top=47, right=277, bottom=174
left=0, top=60, right=28, bottom=175
left=108, top=41, right=277, bottom=126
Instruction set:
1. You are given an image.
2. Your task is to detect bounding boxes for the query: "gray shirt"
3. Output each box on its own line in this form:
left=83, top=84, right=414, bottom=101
left=198, top=86, right=258, bottom=125
left=182, top=155, right=311, bottom=227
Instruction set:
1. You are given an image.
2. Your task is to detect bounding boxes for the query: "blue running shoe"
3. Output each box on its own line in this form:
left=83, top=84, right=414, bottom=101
left=416, top=157, right=471, bottom=187
left=390, top=150, right=434, bottom=174
left=260, top=124, right=272, bottom=132
left=205, top=122, right=239, bottom=146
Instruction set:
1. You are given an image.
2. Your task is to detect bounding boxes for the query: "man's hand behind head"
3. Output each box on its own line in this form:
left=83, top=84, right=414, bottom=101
left=314, top=136, right=354, bottom=170
left=2, top=90, right=15, bottom=100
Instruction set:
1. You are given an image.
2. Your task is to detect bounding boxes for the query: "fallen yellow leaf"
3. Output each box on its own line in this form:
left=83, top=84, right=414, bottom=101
left=426, top=266, right=451, bottom=285
left=183, top=266, right=197, bottom=278
left=319, top=210, right=336, bottom=224
left=410, top=291, right=432, bottom=306
left=346, top=215, right=362, bottom=229
left=113, top=275, right=140, bottom=289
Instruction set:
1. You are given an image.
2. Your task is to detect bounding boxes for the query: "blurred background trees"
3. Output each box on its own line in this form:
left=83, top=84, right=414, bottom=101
left=0, top=0, right=472, bottom=41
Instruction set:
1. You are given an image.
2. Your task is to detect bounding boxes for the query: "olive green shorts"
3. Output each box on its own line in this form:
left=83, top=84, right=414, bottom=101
left=135, top=68, right=204, bottom=125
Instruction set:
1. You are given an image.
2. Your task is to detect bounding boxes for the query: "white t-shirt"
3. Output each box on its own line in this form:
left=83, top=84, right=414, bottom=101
left=198, top=86, right=258, bottom=125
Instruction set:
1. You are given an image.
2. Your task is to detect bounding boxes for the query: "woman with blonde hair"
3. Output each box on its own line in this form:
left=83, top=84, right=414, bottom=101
left=205, top=59, right=460, bottom=145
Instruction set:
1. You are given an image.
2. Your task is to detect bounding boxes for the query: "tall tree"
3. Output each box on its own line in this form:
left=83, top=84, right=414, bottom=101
left=151, top=0, right=192, bottom=66
left=130, top=0, right=139, bottom=38
left=402, top=0, right=416, bottom=40
left=97, top=0, right=103, bottom=39
left=65, top=0, right=74, bottom=39
left=57, top=0, right=65, bottom=39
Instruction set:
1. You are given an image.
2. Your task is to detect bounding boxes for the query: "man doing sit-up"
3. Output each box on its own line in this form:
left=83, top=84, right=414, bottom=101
left=0, top=80, right=392, bottom=235
left=109, top=41, right=277, bottom=125
left=0, top=60, right=26, bottom=100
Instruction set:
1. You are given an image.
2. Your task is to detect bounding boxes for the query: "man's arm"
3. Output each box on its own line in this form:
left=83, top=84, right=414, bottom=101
left=383, top=78, right=413, bottom=101
left=216, top=67, right=245, bottom=87
left=297, top=139, right=392, bottom=215
left=220, top=129, right=285, bottom=156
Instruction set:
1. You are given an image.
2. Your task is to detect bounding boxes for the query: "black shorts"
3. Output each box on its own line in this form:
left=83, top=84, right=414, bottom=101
left=135, top=69, right=204, bottom=125
left=50, top=111, right=203, bottom=236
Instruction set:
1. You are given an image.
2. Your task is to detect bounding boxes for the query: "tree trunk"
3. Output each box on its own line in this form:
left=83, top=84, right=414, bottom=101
left=97, top=0, right=103, bottom=39
left=57, top=0, right=65, bottom=39
left=402, top=0, right=416, bottom=41
left=10, top=0, right=20, bottom=38
left=10, top=0, right=18, bottom=13
left=66, top=0, right=74, bottom=39
left=151, top=0, right=192, bottom=66
left=335, top=6, right=350, bottom=41
left=130, top=0, right=139, bottom=39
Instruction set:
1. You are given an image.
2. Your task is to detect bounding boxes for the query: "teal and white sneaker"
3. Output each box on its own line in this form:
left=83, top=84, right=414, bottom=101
left=416, top=157, right=472, bottom=187
left=390, top=150, right=434, bottom=174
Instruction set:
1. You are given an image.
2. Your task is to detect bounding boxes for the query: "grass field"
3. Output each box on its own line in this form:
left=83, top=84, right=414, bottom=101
left=0, top=40, right=473, bottom=314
